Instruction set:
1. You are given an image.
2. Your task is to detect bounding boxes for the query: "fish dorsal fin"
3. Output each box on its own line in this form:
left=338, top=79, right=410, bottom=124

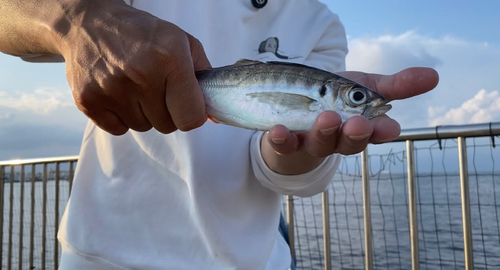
left=247, top=92, right=317, bottom=110
left=267, top=61, right=311, bottom=69
left=234, top=59, right=263, bottom=66
left=266, top=61, right=329, bottom=73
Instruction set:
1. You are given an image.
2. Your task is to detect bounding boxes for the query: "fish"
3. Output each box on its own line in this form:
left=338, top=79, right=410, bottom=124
left=196, top=59, right=391, bottom=132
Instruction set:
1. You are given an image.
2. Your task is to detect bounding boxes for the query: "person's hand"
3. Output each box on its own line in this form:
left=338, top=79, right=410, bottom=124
left=261, top=67, right=439, bottom=175
left=58, top=0, right=211, bottom=135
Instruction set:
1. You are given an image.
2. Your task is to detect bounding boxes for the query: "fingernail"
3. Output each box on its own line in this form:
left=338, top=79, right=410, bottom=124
left=271, top=137, right=286, bottom=144
left=348, top=133, right=371, bottom=141
left=320, top=126, right=340, bottom=136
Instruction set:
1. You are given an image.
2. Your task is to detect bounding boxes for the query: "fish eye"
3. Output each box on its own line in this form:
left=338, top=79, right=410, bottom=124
left=349, top=89, right=366, bottom=105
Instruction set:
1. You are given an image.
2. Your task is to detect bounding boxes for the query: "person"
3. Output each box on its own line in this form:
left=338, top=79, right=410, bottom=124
left=0, top=0, right=439, bottom=269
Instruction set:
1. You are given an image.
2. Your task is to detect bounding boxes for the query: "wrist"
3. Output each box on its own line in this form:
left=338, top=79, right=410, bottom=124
left=47, top=0, right=129, bottom=57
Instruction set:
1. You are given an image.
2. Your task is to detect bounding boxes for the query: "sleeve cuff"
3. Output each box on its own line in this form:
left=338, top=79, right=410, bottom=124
left=250, top=131, right=340, bottom=197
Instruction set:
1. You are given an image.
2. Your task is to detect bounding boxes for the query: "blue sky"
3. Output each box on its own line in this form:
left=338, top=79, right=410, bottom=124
left=327, top=0, right=500, bottom=44
left=1, top=1, right=500, bottom=160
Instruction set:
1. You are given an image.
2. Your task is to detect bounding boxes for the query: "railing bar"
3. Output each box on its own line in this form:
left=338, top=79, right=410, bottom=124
left=286, top=195, right=295, bottom=262
left=361, top=149, right=373, bottom=270
left=322, top=190, right=331, bottom=270
left=458, top=137, right=474, bottom=269
left=395, top=122, right=500, bottom=142
left=29, top=164, right=35, bottom=269
left=54, top=162, right=60, bottom=270
left=8, top=166, right=15, bottom=270
left=18, top=165, right=25, bottom=270
left=0, top=156, right=79, bottom=166
left=407, top=140, right=420, bottom=270
left=0, top=165, right=5, bottom=268
left=42, top=163, right=48, bottom=270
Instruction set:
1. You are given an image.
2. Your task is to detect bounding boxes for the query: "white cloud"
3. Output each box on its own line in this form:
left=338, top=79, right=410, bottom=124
left=428, top=89, right=500, bottom=126
left=0, top=113, right=14, bottom=121
left=346, top=31, right=443, bottom=74
left=0, top=88, right=73, bottom=115
left=427, top=106, right=446, bottom=119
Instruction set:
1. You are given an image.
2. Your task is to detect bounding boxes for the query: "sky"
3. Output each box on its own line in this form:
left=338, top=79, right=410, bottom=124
left=0, top=0, right=499, bottom=160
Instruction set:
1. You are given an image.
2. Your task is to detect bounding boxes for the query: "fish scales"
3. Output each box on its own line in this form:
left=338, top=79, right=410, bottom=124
left=201, top=63, right=327, bottom=89
left=196, top=59, right=391, bottom=132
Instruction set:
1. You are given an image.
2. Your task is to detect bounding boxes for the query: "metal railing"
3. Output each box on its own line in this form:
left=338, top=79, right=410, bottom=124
left=0, top=156, right=78, bottom=270
left=285, top=121, right=500, bottom=270
left=1, top=122, right=500, bottom=269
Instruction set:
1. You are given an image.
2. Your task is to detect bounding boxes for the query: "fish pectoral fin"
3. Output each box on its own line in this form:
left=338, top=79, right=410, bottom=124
left=234, top=59, right=263, bottom=66
left=247, top=92, right=317, bottom=110
left=207, top=115, right=220, bottom=124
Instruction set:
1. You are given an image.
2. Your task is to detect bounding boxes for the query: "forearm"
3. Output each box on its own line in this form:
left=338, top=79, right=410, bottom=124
left=0, top=0, right=69, bottom=56
left=0, top=0, right=132, bottom=58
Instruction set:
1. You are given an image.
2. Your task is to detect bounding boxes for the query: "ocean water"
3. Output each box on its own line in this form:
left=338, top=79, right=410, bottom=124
left=2, top=173, right=500, bottom=269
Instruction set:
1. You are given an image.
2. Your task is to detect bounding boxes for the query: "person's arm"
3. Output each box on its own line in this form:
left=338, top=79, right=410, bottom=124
left=261, top=67, right=439, bottom=175
left=0, top=0, right=210, bottom=135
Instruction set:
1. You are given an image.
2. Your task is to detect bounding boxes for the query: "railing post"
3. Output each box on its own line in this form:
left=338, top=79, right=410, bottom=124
left=29, top=164, right=36, bottom=269
left=322, top=190, right=331, bottom=270
left=361, top=149, right=373, bottom=270
left=69, top=161, right=75, bottom=194
left=406, top=140, right=419, bottom=270
left=0, top=165, right=4, bottom=267
left=286, top=195, right=295, bottom=262
left=54, top=162, right=60, bottom=270
left=458, top=137, right=474, bottom=269
left=18, top=165, right=25, bottom=270
left=42, top=163, right=48, bottom=270
left=8, top=166, right=15, bottom=270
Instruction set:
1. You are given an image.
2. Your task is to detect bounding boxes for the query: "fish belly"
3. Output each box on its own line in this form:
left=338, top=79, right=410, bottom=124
left=203, top=85, right=323, bottom=132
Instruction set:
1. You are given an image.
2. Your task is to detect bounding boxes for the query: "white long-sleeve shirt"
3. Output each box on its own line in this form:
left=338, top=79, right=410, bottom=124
left=56, top=1, right=348, bottom=269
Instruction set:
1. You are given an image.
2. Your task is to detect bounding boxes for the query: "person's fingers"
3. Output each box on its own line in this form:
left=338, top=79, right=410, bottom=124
left=140, top=97, right=177, bottom=134
left=103, top=93, right=152, bottom=132
left=334, top=116, right=373, bottom=155
left=337, top=67, right=439, bottom=101
left=114, top=106, right=152, bottom=132
left=369, top=115, right=401, bottom=144
left=266, top=125, right=300, bottom=156
left=164, top=36, right=207, bottom=132
left=376, top=67, right=439, bottom=101
left=303, top=111, right=342, bottom=157
left=75, top=78, right=155, bottom=133
left=87, top=108, right=128, bottom=136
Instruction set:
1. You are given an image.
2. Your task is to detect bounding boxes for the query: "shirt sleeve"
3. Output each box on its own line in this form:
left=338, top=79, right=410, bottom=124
left=250, top=131, right=341, bottom=197
left=304, top=12, right=348, bottom=73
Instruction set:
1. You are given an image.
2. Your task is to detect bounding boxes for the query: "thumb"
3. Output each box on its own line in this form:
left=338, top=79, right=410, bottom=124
left=163, top=34, right=208, bottom=131
left=377, top=67, right=439, bottom=101
left=187, top=34, right=212, bottom=71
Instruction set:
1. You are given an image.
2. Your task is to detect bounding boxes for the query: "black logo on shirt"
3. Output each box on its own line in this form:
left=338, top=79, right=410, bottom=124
left=258, top=37, right=300, bottom=60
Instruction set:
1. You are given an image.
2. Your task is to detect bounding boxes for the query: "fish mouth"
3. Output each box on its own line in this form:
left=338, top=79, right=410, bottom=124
left=363, top=104, right=392, bottom=119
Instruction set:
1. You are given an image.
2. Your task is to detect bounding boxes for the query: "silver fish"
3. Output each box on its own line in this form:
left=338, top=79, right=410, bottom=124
left=196, top=59, right=391, bottom=132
